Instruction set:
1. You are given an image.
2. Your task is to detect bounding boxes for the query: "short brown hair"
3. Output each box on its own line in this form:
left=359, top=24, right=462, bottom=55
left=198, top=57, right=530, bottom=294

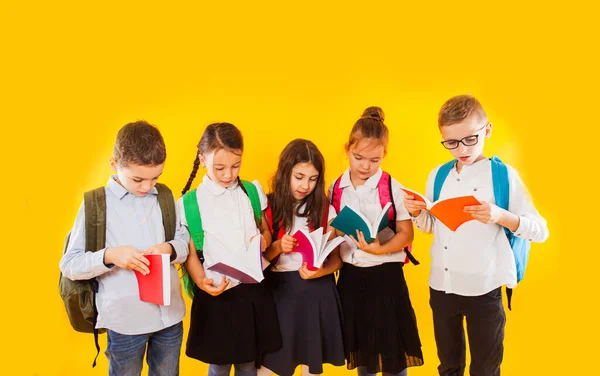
left=438, top=95, right=488, bottom=127
left=113, top=120, right=166, bottom=167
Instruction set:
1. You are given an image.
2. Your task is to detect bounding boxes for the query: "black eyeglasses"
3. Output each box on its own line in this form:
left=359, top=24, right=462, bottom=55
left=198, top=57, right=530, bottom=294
left=440, top=124, right=488, bottom=150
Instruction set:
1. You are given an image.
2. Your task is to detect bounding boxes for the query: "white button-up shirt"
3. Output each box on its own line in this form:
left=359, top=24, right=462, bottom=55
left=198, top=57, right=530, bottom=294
left=412, top=159, right=549, bottom=295
left=328, top=168, right=412, bottom=267
left=59, top=176, right=190, bottom=335
left=178, top=175, right=268, bottom=289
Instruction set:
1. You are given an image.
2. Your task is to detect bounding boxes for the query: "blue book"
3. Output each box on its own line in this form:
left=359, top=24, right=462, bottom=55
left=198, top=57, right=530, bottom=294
left=330, top=202, right=392, bottom=243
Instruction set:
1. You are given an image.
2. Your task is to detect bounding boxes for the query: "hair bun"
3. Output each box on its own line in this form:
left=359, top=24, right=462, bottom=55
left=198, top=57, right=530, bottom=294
left=361, top=106, right=385, bottom=122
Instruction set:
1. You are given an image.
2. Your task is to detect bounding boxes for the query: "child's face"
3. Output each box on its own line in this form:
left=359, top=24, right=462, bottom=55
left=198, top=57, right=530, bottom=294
left=439, top=115, right=491, bottom=167
left=289, top=162, right=319, bottom=201
left=201, top=148, right=242, bottom=188
left=110, top=160, right=164, bottom=197
left=346, top=139, right=385, bottom=183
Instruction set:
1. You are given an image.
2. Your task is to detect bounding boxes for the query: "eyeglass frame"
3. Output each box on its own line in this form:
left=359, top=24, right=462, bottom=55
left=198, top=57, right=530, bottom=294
left=440, top=123, right=489, bottom=150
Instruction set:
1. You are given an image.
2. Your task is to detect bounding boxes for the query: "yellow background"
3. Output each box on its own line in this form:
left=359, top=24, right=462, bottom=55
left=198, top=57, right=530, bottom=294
left=1, top=1, right=597, bottom=375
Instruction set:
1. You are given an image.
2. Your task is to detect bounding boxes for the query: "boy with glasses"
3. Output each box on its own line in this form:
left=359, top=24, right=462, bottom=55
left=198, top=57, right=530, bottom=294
left=404, top=95, right=548, bottom=376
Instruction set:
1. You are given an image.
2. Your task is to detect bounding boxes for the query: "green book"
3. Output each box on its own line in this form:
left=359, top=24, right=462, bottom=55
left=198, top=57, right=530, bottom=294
left=330, top=202, right=392, bottom=243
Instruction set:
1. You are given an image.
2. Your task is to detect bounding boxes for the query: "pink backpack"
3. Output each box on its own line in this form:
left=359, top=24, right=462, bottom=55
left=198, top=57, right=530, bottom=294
left=330, top=171, right=418, bottom=265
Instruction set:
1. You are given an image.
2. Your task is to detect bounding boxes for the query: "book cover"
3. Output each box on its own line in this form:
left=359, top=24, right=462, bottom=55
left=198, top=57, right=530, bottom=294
left=206, top=234, right=264, bottom=284
left=330, top=202, right=392, bottom=242
left=401, top=187, right=482, bottom=231
left=292, top=228, right=345, bottom=270
left=134, top=253, right=171, bottom=306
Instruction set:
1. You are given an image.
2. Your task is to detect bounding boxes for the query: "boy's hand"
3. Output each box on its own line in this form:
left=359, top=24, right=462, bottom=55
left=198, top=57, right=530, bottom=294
left=404, top=195, right=427, bottom=217
left=198, top=276, right=230, bottom=296
left=349, top=230, right=382, bottom=254
left=143, top=243, right=172, bottom=255
left=105, top=246, right=150, bottom=275
left=464, top=202, right=503, bottom=224
left=279, top=234, right=298, bottom=253
left=298, top=263, right=324, bottom=280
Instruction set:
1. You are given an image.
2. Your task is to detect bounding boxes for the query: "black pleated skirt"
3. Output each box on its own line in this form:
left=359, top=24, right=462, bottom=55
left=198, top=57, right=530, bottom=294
left=186, top=281, right=282, bottom=367
left=337, top=262, right=424, bottom=374
left=261, top=271, right=345, bottom=376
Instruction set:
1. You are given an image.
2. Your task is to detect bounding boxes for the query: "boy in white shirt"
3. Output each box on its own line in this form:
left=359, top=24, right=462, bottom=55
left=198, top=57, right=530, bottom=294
left=404, top=95, right=549, bottom=376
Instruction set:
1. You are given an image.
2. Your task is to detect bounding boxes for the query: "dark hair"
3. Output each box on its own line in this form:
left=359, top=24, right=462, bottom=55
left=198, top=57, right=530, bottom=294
left=345, top=106, right=389, bottom=153
left=113, top=120, right=166, bottom=167
left=181, top=122, right=244, bottom=195
left=268, top=139, right=327, bottom=233
left=438, top=95, right=488, bottom=127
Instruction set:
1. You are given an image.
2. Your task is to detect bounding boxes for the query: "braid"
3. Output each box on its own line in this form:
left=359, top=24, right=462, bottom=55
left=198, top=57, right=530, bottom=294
left=181, top=154, right=201, bottom=195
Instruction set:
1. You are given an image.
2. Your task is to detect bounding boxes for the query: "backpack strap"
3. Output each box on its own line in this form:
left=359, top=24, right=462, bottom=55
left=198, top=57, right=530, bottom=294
left=490, top=156, right=532, bottom=310
left=182, top=189, right=204, bottom=251
left=321, top=204, right=330, bottom=232
left=331, top=176, right=343, bottom=214
left=82, top=187, right=106, bottom=368
left=434, top=160, right=457, bottom=202
left=84, top=187, right=106, bottom=253
left=155, top=183, right=176, bottom=242
left=377, top=171, right=419, bottom=265
left=378, top=171, right=397, bottom=232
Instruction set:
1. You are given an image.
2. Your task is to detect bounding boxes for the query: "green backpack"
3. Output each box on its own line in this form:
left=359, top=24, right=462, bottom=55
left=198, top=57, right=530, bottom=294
left=181, top=180, right=262, bottom=300
left=59, top=183, right=176, bottom=366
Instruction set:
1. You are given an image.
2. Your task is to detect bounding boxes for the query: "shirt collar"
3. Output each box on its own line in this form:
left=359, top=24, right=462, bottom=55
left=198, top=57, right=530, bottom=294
left=107, top=175, right=158, bottom=200
left=338, top=168, right=382, bottom=189
left=202, top=174, right=239, bottom=196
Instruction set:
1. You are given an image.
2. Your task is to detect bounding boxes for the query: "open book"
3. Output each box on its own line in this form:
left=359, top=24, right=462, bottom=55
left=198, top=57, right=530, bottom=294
left=330, top=202, right=392, bottom=243
left=292, top=228, right=345, bottom=270
left=206, top=234, right=265, bottom=284
left=134, top=254, right=171, bottom=306
left=401, top=187, right=481, bottom=231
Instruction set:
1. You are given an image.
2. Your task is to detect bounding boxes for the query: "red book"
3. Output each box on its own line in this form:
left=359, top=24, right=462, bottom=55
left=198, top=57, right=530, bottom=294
left=134, top=254, right=171, bottom=306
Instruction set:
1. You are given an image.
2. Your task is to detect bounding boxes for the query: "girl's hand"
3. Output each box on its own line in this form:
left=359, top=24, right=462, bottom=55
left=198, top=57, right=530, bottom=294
left=349, top=230, right=382, bottom=254
left=403, top=195, right=428, bottom=217
left=198, top=275, right=230, bottom=296
left=279, top=234, right=298, bottom=253
left=298, top=263, right=324, bottom=280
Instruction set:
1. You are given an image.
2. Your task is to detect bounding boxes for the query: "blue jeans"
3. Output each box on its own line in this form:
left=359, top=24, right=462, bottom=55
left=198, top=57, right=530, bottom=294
left=106, top=321, right=183, bottom=376
left=208, top=362, right=256, bottom=376
left=357, top=366, right=408, bottom=376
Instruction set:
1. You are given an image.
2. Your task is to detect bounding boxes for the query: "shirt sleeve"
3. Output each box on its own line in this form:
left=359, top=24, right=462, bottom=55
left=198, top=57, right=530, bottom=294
left=507, top=165, right=549, bottom=243
left=411, top=167, right=438, bottom=233
left=168, top=196, right=190, bottom=264
left=252, top=180, right=268, bottom=211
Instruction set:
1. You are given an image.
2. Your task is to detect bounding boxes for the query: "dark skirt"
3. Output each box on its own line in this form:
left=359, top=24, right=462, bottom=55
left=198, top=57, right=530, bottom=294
left=262, top=271, right=345, bottom=376
left=337, top=262, right=424, bottom=374
left=185, top=281, right=282, bottom=367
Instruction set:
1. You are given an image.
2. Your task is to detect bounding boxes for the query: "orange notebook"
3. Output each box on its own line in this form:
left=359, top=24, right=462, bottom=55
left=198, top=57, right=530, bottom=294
left=134, top=254, right=171, bottom=306
left=401, top=188, right=481, bottom=231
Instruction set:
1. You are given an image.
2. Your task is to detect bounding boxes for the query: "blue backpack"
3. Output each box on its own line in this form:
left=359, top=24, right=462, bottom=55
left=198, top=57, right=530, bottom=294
left=433, top=156, right=531, bottom=309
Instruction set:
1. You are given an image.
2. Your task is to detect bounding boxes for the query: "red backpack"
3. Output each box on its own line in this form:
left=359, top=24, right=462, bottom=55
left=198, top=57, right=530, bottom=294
left=330, top=171, right=418, bottom=265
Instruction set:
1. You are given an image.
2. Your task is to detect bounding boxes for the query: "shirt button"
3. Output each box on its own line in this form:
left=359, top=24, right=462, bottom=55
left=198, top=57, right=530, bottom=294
left=444, top=246, right=447, bottom=249
left=445, top=268, right=449, bottom=271
left=473, top=188, right=478, bottom=191
left=457, top=178, right=460, bottom=182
